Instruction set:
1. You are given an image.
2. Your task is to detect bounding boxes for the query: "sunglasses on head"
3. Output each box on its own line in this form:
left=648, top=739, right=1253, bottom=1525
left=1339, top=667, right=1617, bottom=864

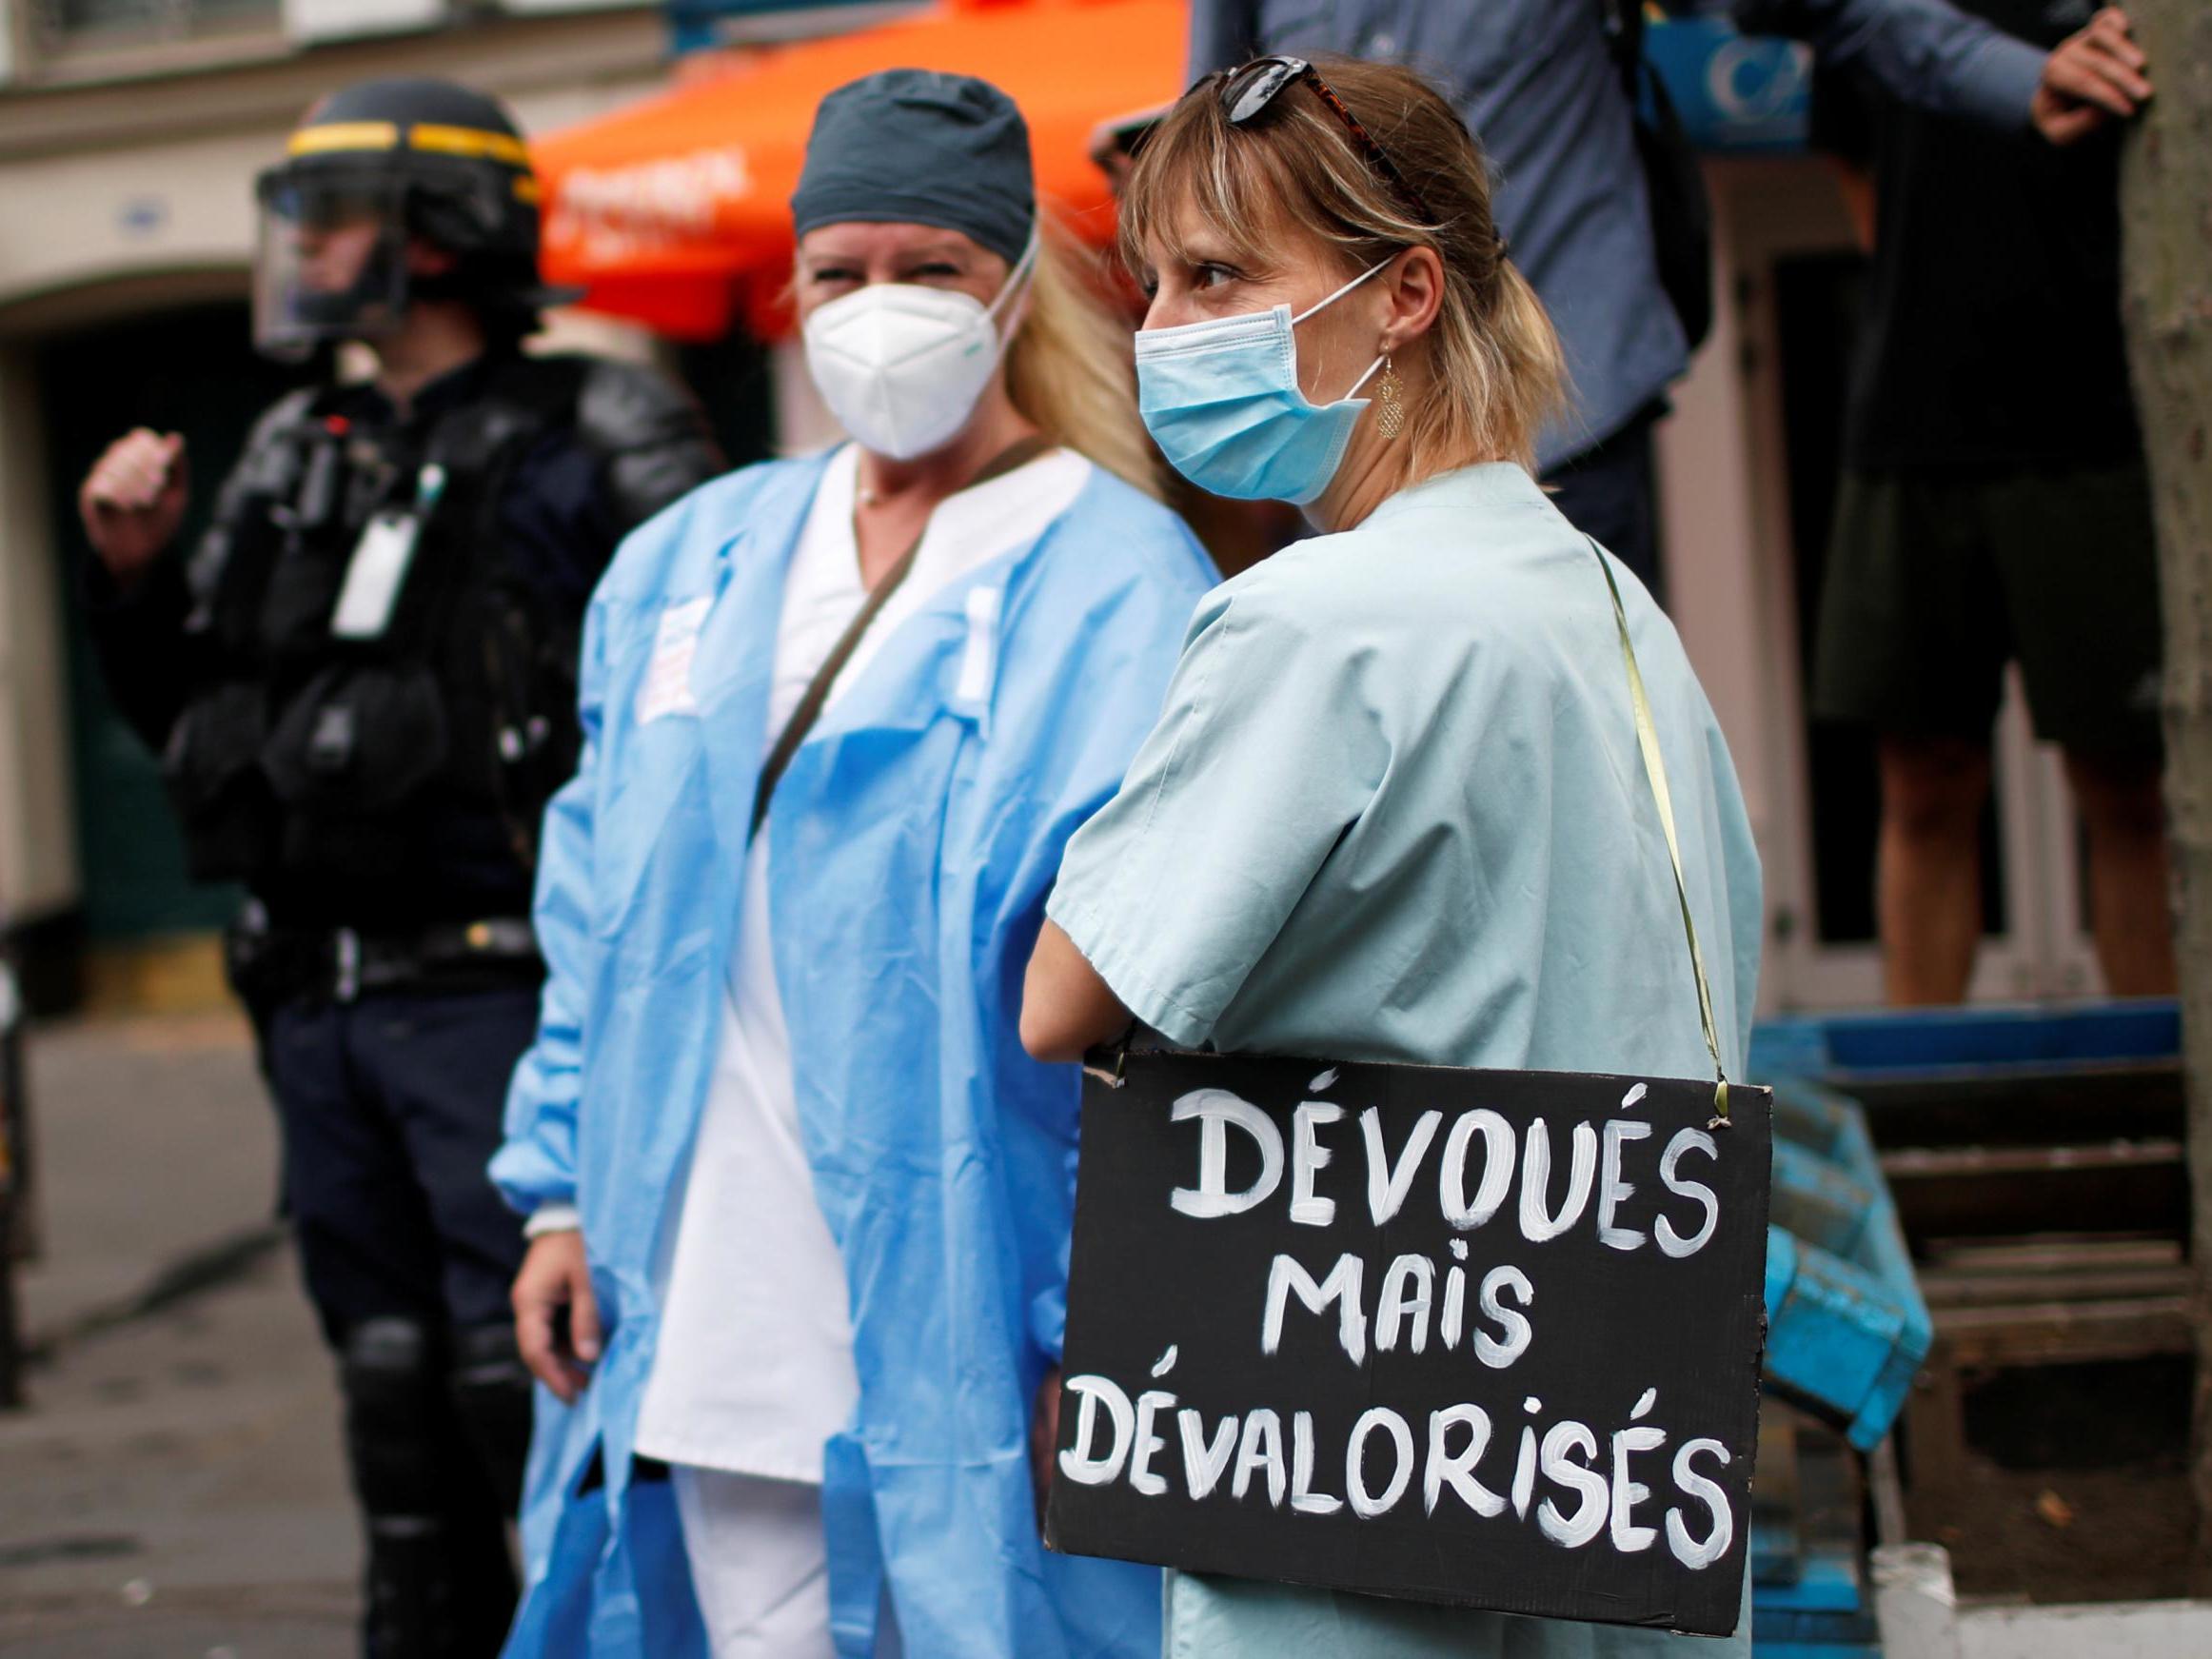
left=1211, top=55, right=1437, bottom=226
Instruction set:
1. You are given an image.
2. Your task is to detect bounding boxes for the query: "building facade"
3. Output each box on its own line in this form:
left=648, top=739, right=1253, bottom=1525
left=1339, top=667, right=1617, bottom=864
left=0, top=0, right=753, bottom=1008
left=0, top=0, right=2107, bottom=1016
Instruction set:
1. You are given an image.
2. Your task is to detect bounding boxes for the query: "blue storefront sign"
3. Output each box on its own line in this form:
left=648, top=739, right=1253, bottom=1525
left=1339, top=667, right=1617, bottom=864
left=1649, top=12, right=1814, bottom=152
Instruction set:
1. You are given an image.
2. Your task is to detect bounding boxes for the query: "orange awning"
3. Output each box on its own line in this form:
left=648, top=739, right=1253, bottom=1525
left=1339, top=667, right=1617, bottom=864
left=534, top=0, right=1187, bottom=340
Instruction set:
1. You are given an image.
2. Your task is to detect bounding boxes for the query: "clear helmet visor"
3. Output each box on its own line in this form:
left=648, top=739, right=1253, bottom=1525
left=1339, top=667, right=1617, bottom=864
left=253, top=169, right=411, bottom=360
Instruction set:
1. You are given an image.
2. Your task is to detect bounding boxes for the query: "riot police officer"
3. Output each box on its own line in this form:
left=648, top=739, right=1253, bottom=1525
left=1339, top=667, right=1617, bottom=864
left=75, top=77, right=721, bottom=1657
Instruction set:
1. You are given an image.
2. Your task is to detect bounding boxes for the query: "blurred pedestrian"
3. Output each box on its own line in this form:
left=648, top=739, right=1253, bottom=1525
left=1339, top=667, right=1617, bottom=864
left=493, top=69, right=1212, bottom=1659
left=1022, top=52, right=1763, bottom=1659
left=1797, top=3, right=2169, bottom=1003
left=75, top=77, right=721, bottom=1657
left=1184, top=0, right=2158, bottom=602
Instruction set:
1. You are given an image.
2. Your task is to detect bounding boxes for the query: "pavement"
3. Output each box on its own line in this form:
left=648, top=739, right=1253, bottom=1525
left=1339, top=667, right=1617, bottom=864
left=10, top=1024, right=2212, bottom=1659
left=0, top=1012, right=358, bottom=1657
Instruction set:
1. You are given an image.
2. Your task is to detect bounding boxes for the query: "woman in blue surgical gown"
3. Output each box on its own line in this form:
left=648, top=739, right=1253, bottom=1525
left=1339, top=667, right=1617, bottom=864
left=1023, top=55, right=1764, bottom=1659
left=492, top=69, right=1214, bottom=1659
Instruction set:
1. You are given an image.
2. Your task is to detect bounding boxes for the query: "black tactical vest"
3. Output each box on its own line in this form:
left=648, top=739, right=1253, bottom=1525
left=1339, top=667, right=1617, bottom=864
left=163, top=356, right=599, bottom=917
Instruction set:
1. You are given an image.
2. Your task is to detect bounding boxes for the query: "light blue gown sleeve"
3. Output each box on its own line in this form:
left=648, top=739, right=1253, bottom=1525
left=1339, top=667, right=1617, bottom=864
left=490, top=586, right=608, bottom=1217
left=1731, top=0, right=2045, bottom=130
left=1046, top=581, right=1384, bottom=1050
left=988, top=519, right=1219, bottom=1363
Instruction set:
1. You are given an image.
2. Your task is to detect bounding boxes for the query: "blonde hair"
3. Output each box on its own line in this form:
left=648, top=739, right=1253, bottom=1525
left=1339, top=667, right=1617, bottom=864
left=1004, top=212, right=1162, bottom=498
left=1121, top=55, right=1568, bottom=478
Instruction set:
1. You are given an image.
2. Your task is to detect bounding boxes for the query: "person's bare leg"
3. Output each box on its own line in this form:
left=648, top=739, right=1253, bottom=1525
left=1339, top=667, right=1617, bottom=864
left=2063, top=750, right=2175, bottom=997
left=1877, top=735, right=1994, bottom=1006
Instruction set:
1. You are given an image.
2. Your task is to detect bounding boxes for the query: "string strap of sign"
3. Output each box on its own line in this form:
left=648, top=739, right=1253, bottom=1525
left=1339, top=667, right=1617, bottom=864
left=1587, top=538, right=1731, bottom=1125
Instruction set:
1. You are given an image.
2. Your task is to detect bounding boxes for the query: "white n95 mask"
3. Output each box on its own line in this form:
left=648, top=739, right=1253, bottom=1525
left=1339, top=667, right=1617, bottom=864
left=801, top=235, right=1037, bottom=461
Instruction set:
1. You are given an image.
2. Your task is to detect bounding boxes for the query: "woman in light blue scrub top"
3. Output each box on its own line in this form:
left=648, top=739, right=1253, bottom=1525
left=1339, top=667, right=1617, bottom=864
left=1023, top=54, right=1765, bottom=1659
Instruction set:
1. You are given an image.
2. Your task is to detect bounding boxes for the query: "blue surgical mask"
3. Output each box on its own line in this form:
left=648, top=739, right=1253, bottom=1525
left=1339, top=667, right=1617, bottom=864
left=1134, top=261, right=1389, bottom=504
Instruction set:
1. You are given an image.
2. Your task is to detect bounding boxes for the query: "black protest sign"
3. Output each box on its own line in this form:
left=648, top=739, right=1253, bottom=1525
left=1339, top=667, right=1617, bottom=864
left=1047, top=1050, right=1771, bottom=1637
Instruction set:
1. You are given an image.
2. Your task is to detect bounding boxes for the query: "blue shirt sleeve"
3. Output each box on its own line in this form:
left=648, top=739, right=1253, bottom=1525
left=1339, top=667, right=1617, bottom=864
left=1732, top=0, right=2045, bottom=130
left=1187, top=0, right=1263, bottom=77
left=1045, top=578, right=1385, bottom=1048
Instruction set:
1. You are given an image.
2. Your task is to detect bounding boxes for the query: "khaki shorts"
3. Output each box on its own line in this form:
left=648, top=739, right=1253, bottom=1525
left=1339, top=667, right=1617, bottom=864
left=1812, top=464, right=2163, bottom=759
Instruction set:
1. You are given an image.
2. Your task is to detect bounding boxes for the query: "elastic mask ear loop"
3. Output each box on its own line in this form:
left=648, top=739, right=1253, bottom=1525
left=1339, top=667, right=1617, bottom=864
left=1339, top=355, right=1387, bottom=401
left=986, top=225, right=1042, bottom=327
left=1291, top=259, right=1391, bottom=405
left=1290, top=257, right=1389, bottom=327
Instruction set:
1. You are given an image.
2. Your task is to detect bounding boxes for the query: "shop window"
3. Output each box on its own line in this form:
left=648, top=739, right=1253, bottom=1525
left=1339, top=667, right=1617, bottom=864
left=27, top=0, right=280, bottom=69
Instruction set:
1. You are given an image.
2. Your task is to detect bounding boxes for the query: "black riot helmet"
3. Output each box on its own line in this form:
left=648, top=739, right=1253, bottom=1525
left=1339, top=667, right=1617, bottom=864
left=252, top=77, right=568, bottom=360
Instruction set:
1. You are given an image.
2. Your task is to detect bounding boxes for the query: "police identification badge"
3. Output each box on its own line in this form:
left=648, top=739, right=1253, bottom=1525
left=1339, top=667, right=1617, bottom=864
left=329, top=509, right=423, bottom=640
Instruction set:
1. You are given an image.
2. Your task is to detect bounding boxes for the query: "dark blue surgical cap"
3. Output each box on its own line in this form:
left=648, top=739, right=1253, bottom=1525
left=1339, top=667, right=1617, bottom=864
left=790, top=69, right=1035, bottom=267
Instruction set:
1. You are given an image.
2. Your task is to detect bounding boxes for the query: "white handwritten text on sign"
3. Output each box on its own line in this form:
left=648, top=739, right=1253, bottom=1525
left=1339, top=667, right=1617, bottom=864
left=1046, top=1052, right=1771, bottom=1637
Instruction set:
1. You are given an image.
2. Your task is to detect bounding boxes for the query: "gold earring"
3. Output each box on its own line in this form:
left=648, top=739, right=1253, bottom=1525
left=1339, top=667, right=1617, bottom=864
left=1374, top=355, right=1405, bottom=442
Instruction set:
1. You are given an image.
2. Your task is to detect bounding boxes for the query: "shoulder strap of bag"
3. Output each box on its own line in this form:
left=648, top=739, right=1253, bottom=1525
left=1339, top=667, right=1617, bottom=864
left=748, top=434, right=1055, bottom=842
left=1588, top=537, right=1732, bottom=1124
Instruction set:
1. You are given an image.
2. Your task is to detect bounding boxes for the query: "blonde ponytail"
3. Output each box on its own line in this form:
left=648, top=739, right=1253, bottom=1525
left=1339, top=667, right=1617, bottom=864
left=1425, top=253, right=1569, bottom=478
left=1003, top=214, right=1164, bottom=499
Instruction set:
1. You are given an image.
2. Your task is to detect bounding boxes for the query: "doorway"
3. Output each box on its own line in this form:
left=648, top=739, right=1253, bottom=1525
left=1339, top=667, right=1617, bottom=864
left=36, top=298, right=309, bottom=944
